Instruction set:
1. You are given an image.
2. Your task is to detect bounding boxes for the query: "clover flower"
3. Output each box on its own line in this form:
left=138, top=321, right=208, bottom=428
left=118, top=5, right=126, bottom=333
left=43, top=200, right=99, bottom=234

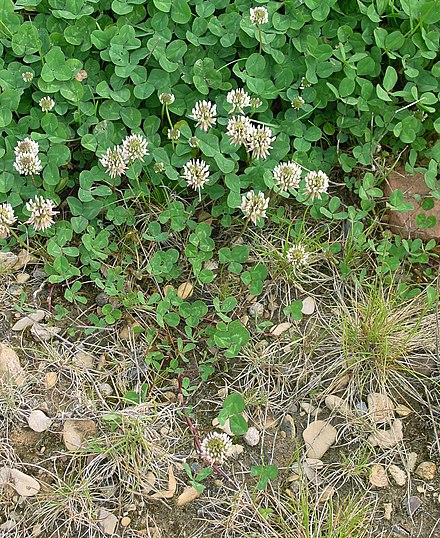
left=22, top=72, right=34, bottom=83
left=246, top=124, right=275, bottom=159
left=226, top=116, right=253, bottom=146
left=99, top=146, right=127, bottom=179
left=182, top=159, right=210, bottom=191
left=304, top=170, right=329, bottom=200
left=250, top=6, right=269, bottom=25
left=167, top=127, right=180, bottom=140
left=75, top=69, right=88, bottom=82
left=286, top=244, right=309, bottom=271
left=273, top=161, right=302, bottom=191
left=191, top=100, right=217, bottom=132
left=14, top=137, right=39, bottom=157
left=250, top=97, right=262, bottom=109
left=226, top=88, right=251, bottom=114
left=0, top=203, right=17, bottom=237
left=299, top=77, right=312, bottom=90
left=291, top=96, right=305, bottom=110
left=188, top=136, right=200, bottom=148
left=39, top=96, right=55, bottom=112
left=154, top=162, right=166, bottom=173
left=240, top=190, right=269, bottom=224
left=121, top=133, right=149, bottom=163
left=200, top=432, right=233, bottom=466
left=159, top=93, right=175, bottom=105
left=13, top=153, right=42, bottom=175
left=25, top=196, right=58, bottom=232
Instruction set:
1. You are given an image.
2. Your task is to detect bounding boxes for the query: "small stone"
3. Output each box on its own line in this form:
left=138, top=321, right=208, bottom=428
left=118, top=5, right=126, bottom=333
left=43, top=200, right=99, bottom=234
left=45, top=372, right=58, bottom=389
left=74, top=351, right=95, bottom=369
left=0, top=252, right=18, bottom=270
left=95, top=292, right=109, bottom=306
left=99, top=383, right=113, bottom=397
left=300, top=402, right=316, bottom=414
left=388, top=464, right=406, bottom=486
left=0, top=343, right=26, bottom=386
left=415, top=461, right=437, bottom=480
left=368, top=419, right=403, bottom=449
left=98, top=509, right=118, bottom=535
left=355, top=401, right=368, bottom=415
left=325, top=395, right=354, bottom=419
left=416, top=485, right=425, bottom=493
left=63, top=420, right=97, bottom=451
left=121, top=516, right=131, bottom=527
left=0, top=467, right=40, bottom=497
left=302, top=458, right=324, bottom=485
left=248, top=302, right=264, bottom=317
left=177, top=282, right=194, bottom=300
left=27, top=410, right=52, bottom=433
left=301, top=296, right=315, bottom=315
left=318, top=485, right=335, bottom=503
left=303, top=420, right=337, bottom=459
left=243, top=427, right=260, bottom=446
left=16, top=273, right=30, bottom=284
left=406, top=452, right=418, bottom=472
left=370, top=464, right=388, bottom=488
left=229, top=444, right=244, bottom=458
left=395, top=404, right=412, bottom=417
left=270, top=322, right=292, bottom=336
left=384, top=502, right=393, bottom=520
left=367, top=392, right=395, bottom=423
left=403, top=495, right=421, bottom=516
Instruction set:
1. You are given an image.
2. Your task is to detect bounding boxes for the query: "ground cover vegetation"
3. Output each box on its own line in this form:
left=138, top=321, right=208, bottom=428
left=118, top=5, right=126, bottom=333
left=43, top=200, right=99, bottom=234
left=0, top=0, right=440, bottom=536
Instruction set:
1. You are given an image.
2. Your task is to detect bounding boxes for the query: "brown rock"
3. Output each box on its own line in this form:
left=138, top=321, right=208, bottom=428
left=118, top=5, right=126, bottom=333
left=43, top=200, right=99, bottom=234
left=383, top=166, right=440, bottom=240
left=63, top=420, right=97, bottom=451
left=367, top=393, right=394, bottom=423
left=415, top=461, right=436, bottom=480
left=0, top=344, right=26, bottom=386
left=368, top=419, right=403, bottom=449
left=370, top=464, right=388, bottom=488
left=303, top=420, right=337, bottom=459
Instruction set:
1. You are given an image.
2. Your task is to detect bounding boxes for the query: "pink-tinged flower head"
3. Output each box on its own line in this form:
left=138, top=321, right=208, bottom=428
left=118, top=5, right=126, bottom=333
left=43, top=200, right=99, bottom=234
left=200, top=432, right=233, bottom=466
left=273, top=161, right=302, bottom=191
left=0, top=203, right=17, bottom=237
left=246, top=124, right=275, bottom=159
left=191, top=100, right=217, bottom=132
left=240, top=190, right=269, bottom=224
left=25, top=196, right=58, bottom=232
left=304, top=170, right=329, bottom=199
left=181, top=159, right=210, bottom=191
left=99, top=146, right=127, bottom=179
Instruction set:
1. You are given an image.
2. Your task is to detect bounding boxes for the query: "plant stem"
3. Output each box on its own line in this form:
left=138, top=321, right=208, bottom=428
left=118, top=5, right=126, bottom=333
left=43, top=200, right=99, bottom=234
left=9, top=228, right=51, bottom=261
left=258, top=23, right=263, bottom=54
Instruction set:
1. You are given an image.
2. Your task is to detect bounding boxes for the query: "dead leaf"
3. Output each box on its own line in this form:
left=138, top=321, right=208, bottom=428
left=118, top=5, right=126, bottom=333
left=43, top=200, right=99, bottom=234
left=177, top=282, right=194, bottom=300
left=177, top=486, right=200, bottom=506
left=370, top=464, right=388, bottom=488
left=0, top=467, right=40, bottom=497
left=269, top=322, right=292, bottom=336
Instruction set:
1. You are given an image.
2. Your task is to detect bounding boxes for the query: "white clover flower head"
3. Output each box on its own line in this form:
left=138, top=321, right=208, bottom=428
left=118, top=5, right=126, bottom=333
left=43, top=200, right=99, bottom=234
left=25, top=196, right=58, bottom=232
left=121, top=133, right=149, bottom=163
left=286, top=243, right=309, bottom=271
left=75, top=69, right=88, bottom=82
left=99, top=146, right=127, bottom=179
left=226, top=115, right=253, bottom=146
left=159, top=92, right=175, bottom=105
left=246, top=124, right=275, bottom=159
left=291, top=96, right=305, bottom=110
left=200, top=432, right=233, bottom=466
left=304, top=170, right=329, bottom=200
left=273, top=161, right=302, bottom=191
left=188, top=136, right=200, bottom=148
left=250, top=97, right=262, bottom=109
left=240, top=190, right=269, bottom=224
left=226, top=88, right=251, bottom=114
left=13, top=153, right=42, bottom=176
left=39, top=96, right=55, bottom=112
left=22, top=71, right=34, bottom=83
left=167, top=127, right=181, bottom=140
left=250, top=6, right=269, bottom=25
left=299, top=77, right=312, bottom=90
left=154, top=162, right=166, bottom=173
left=14, top=137, right=39, bottom=157
left=0, top=203, right=17, bottom=237
left=182, top=159, right=210, bottom=191
left=191, top=100, right=217, bottom=132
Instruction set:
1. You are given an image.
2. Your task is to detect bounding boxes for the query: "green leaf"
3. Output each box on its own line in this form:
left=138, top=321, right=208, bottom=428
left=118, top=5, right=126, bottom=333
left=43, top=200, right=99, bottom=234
left=383, top=66, right=398, bottom=92
left=171, top=0, right=191, bottom=24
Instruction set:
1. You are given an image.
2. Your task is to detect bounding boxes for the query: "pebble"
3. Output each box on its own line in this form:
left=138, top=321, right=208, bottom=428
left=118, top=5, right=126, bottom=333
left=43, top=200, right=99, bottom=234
left=99, top=383, right=113, bottom=397
left=318, top=485, right=335, bottom=503
left=367, top=392, right=395, bottom=423
left=415, top=461, right=436, bottom=480
left=95, top=292, right=109, bottom=306
left=0, top=343, right=26, bottom=386
left=27, top=410, right=53, bottom=433
left=0, top=467, right=40, bottom=497
left=370, top=464, right=388, bottom=487
left=325, top=395, right=354, bottom=419
left=98, top=509, right=118, bottom=535
left=244, top=427, right=260, bottom=446
left=388, top=464, right=406, bottom=486
left=303, top=420, right=337, bottom=459
left=395, top=404, right=412, bottom=417
left=300, top=402, right=316, bottom=414
left=248, top=302, right=264, bottom=317
left=402, top=495, right=421, bottom=516
left=16, top=273, right=30, bottom=284
left=280, top=415, right=296, bottom=439
left=45, top=372, right=58, bottom=389
left=384, top=502, right=393, bottom=520
left=301, top=296, right=315, bottom=315
left=121, top=516, right=131, bottom=527
left=63, top=419, right=97, bottom=451
left=74, top=351, right=95, bottom=369
left=406, top=452, right=418, bottom=472
left=177, top=282, right=194, bottom=300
